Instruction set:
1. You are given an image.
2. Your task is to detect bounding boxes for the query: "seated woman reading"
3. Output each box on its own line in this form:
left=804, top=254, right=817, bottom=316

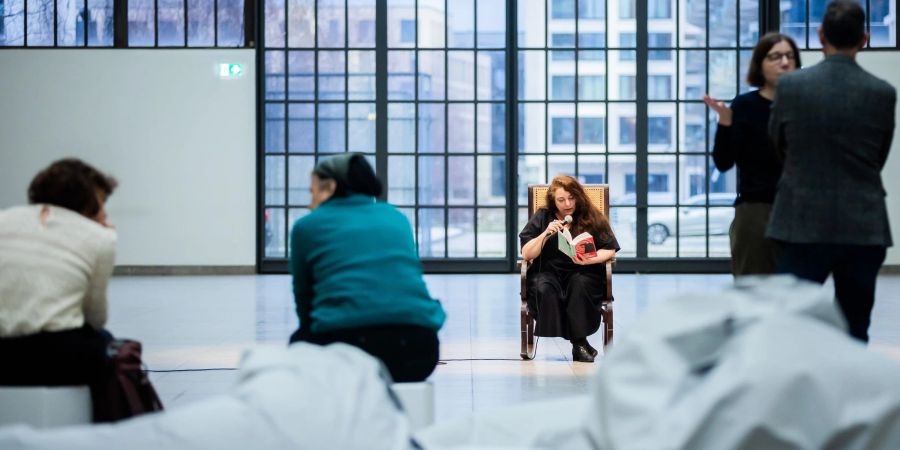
left=289, top=153, right=446, bottom=382
left=0, top=159, right=117, bottom=404
left=519, top=175, right=619, bottom=362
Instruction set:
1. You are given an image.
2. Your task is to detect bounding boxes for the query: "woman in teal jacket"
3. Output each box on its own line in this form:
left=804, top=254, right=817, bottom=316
left=289, top=153, right=446, bottom=382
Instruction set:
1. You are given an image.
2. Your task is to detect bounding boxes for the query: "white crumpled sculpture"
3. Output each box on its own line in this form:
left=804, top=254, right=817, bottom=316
left=0, top=343, right=414, bottom=450
left=589, top=275, right=900, bottom=450
left=417, top=276, right=900, bottom=450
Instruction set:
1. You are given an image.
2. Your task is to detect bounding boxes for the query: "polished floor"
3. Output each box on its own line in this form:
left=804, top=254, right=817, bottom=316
left=106, top=273, right=900, bottom=422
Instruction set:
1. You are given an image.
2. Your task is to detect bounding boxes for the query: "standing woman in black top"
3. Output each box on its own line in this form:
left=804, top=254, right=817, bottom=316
left=702, top=33, right=800, bottom=275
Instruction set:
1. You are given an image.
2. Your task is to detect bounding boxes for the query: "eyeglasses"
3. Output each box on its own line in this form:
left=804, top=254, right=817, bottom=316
left=764, top=51, right=796, bottom=62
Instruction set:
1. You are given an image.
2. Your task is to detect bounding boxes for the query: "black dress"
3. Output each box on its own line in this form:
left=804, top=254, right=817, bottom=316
left=518, top=208, right=620, bottom=340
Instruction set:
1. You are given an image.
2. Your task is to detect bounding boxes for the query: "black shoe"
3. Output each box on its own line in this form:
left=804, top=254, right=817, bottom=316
left=584, top=341, right=599, bottom=358
left=572, top=343, right=595, bottom=363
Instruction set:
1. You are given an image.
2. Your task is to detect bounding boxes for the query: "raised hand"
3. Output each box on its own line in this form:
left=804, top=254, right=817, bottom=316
left=702, top=95, right=733, bottom=126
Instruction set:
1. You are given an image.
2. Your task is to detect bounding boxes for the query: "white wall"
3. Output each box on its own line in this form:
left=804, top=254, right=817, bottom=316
left=799, top=50, right=900, bottom=264
left=0, top=50, right=256, bottom=266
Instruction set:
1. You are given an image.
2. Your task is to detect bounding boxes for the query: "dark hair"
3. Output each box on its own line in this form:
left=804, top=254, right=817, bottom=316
left=313, top=153, right=382, bottom=198
left=746, top=33, right=802, bottom=87
left=822, top=0, right=866, bottom=49
left=28, top=158, right=117, bottom=218
left=545, top=175, right=614, bottom=241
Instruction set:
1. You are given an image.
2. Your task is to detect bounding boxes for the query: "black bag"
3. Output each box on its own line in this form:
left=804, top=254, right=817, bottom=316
left=93, top=339, right=164, bottom=422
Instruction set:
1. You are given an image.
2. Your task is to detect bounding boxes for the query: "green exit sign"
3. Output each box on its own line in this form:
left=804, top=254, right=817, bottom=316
left=219, top=63, right=244, bottom=78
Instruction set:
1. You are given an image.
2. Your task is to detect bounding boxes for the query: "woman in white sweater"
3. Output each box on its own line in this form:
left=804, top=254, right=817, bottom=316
left=0, top=159, right=117, bottom=394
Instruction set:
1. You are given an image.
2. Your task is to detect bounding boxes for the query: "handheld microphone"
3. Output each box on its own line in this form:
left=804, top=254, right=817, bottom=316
left=564, top=215, right=573, bottom=224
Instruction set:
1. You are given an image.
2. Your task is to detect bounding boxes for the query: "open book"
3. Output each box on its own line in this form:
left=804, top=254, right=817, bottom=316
left=558, top=228, right=598, bottom=259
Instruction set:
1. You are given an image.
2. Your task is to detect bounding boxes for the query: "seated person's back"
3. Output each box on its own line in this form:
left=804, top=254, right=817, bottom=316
left=289, top=153, right=445, bottom=382
left=0, top=158, right=117, bottom=390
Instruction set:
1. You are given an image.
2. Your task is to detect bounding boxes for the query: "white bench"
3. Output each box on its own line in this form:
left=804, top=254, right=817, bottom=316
left=391, top=381, right=434, bottom=431
left=0, top=386, right=92, bottom=428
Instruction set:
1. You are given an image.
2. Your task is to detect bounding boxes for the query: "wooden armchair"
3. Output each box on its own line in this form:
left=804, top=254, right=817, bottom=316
left=520, top=184, right=615, bottom=360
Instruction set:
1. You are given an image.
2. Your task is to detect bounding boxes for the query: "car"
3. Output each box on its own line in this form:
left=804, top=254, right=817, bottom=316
left=644, top=193, right=736, bottom=245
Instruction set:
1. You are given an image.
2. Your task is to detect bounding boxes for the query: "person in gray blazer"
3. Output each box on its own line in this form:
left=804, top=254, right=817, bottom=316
left=767, top=0, right=896, bottom=342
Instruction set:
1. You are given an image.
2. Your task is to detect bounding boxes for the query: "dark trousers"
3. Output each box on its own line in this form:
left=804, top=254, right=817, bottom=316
left=290, top=324, right=439, bottom=382
left=0, top=325, right=110, bottom=386
left=529, top=271, right=604, bottom=340
left=729, top=202, right=779, bottom=276
left=777, top=243, right=886, bottom=342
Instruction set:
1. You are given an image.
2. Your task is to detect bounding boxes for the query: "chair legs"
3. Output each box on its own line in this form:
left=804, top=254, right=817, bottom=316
left=520, top=308, right=536, bottom=360
left=601, top=301, right=614, bottom=347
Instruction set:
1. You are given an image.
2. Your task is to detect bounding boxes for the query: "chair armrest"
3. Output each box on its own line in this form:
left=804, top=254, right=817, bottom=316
left=519, top=259, right=529, bottom=303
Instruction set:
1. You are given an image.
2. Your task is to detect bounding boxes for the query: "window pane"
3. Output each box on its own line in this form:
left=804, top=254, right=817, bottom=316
left=288, top=50, right=314, bottom=99
left=264, top=208, right=286, bottom=257
left=418, top=0, right=445, bottom=48
left=579, top=0, right=605, bottom=19
left=518, top=155, right=547, bottom=203
left=388, top=156, right=416, bottom=205
left=217, top=0, right=244, bottom=46
left=448, top=209, right=475, bottom=257
left=577, top=155, right=606, bottom=183
left=188, top=0, right=215, bottom=46
left=287, top=103, right=314, bottom=152
left=448, top=103, right=475, bottom=152
left=265, top=104, right=285, bottom=153
left=477, top=0, right=505, bottom=48
left=1, top=0, right=24, bottom=45
left=649, top=0, right=670, bottom=19
left=318, top=51, right=345, bottom=100
left=389, top=50, right=416, bottom=101
left=265, top=156, right=286, bottom=204
left=518, top=103, right=546, bottom=153
left=518, top=50, right=547, bottom=101
left=348, top=3, right=375, bottom=47
left=647, top=207, right=676, bottom=256
left=517, top=0, right=545, bottom=48
left=648, top=117, right=672, bottom=146
left=349, top=50, right=376, bottom=100
left=418, top=208, right=445, bottom=257
left=552, top=0, right=575, bottom=19
left=477, top=103, right=506, bottom=153
left=608, top=103, right=635, bottom=152
left=477, top=208, right=506, bottom=257
left=389, top=103, right=416, bottom=152
left=870, top=0, right=896, bottom=47
left=680, top=103, right=706, bottom=152
left=419, top=50, right=446, bottom=100
left=316, top=0, right=344, bottom=47
left=158, top=0, right=185, bottom=46
left=448, top=51, right=475, bottom=100
left=419, top=156, right=445, bottom=205
left=265, top=51, right=286, bottom=100
left=779, top=0, right=806, bottom=46
left=616, top=74, right=635, bottom=100
left=388, top=0, right=414, bottom=48
left=709, top=50, right=737, bottom=101
left=87, top=0, right=113, bottom=46
left=579, top=117, right=605, bottom=145
left=548, top=154, right=575, bottom=178
left=448, top=157, right=474, bottom=205
left=57, top=0, right=85, bottom=46
left=551, top=75, right=576, bottom=100
left=739, top=0, right=759, bottom=47
left=478, top=155, right=506, bottom=205
left=681, top=0, right=705, bottom=47
left=265, top=0, right=285, bottom=47
left=288, top=156, right=314, bottom=205
left=348, top=103, right=376, bottom=153
left=26, top=0, right=53, bottom=45
left=448, top=0, right=473, bottom=47
left=317, top=103, right=345, bottom=153
left=129, top=0, right=155, bottom=46
left=578, top=75, right=605, bottom=100
left=419, top=103, right=446, bottom=153
left=679, top=50, right=705, bottom=100
left=287, top=0, right=314, bottom=47
left=477, top=51, right=505, bottom=100
left=618, top=0, right=634, bottom=19
left=548, top=103, right=575, bottom=152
